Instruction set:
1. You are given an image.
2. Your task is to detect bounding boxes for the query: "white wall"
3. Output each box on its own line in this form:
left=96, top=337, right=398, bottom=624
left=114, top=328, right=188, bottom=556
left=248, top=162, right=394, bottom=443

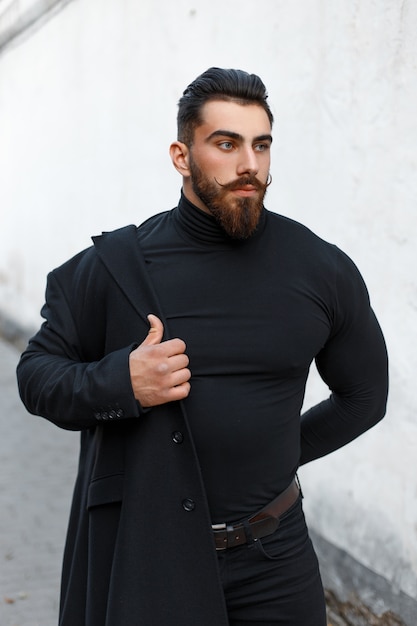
left=1, top=0, right=416, bottom=605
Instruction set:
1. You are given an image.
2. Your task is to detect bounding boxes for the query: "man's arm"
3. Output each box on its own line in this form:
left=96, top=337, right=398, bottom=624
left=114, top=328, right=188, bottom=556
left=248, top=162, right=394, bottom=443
left=300, top=252, right=388, bottom=465
left=17, top=273, right=190, bottom=431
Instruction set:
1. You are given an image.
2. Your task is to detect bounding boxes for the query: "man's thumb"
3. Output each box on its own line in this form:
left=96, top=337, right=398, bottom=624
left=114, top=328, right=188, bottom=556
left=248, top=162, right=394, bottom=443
left=141, top=314, right=164, bottom=346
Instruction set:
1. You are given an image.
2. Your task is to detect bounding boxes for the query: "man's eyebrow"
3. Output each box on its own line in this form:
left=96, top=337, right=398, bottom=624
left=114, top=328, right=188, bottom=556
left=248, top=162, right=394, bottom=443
left=255, top=133, right=273, bottom=144
left=206, top=130, right=273, bottom=143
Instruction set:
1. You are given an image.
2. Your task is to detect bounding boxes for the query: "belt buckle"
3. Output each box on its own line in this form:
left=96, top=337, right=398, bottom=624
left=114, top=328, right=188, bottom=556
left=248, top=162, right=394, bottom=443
left=212, top=522, right=227, bottom=551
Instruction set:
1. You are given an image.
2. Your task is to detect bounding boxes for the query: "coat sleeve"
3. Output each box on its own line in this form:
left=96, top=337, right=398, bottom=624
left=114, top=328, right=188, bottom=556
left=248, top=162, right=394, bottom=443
left=17, top=267, right=142, bottom=431
left=299, top=249, right=388, bottom=464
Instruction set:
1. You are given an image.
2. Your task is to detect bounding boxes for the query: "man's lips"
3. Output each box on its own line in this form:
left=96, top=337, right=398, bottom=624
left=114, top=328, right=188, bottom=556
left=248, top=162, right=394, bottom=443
left=230, top=185, right=258, bottom=197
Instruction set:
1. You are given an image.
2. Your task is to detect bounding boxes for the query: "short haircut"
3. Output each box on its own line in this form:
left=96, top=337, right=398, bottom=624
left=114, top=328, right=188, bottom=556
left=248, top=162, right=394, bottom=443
left=177, top=67, right=274, bottom=145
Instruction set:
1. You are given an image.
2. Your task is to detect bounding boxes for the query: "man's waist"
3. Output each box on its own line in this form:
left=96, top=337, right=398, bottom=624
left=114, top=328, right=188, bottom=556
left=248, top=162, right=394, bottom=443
left=212, top=477, right=301, bottom=551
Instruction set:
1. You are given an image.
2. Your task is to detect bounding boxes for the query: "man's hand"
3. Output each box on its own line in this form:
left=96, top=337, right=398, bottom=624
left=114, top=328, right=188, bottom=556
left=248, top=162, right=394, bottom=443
left=129, top=314, right=191, bottom=407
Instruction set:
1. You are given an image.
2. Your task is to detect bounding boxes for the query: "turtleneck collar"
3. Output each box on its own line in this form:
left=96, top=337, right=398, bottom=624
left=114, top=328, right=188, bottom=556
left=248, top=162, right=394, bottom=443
left=173, top=191, right=266, bottom=246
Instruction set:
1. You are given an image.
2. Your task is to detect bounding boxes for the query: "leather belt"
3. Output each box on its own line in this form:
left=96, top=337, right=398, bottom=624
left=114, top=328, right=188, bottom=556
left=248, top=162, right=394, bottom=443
left=212, top=478, right=300, bottom=551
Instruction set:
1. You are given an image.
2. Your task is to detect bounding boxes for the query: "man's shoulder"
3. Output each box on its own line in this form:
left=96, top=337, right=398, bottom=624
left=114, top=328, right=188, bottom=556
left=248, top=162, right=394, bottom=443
left=265, top=209, right=363, bottom=276
left=266, top=210, right=334, bottom=249
left=46, top=225, right=135, bottom=279
left=138, top=209, right=172, bottom=230
left=49, top=210, right=173, bottom=277
left=96, top=209, right=172, bottom=241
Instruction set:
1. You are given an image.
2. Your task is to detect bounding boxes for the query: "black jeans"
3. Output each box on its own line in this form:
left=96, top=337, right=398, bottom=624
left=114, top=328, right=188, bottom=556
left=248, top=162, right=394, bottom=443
left=217, top=496, right=327, bottom=625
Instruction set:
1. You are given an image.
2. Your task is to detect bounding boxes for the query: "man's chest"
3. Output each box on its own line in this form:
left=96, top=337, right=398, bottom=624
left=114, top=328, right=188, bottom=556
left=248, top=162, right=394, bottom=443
left=145, top=248, right=332, bottom=378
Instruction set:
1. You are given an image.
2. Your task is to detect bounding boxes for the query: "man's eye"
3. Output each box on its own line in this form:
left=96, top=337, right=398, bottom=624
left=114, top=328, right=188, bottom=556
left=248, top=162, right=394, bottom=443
left=255, top=143, right=270, bottom=152
left=218, top=141, right=234, bottom=150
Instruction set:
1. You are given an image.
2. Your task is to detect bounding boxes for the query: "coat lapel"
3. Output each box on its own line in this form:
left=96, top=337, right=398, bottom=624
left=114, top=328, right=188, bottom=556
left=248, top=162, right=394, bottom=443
left=92, top=225, right=170, bottom=338
left=92, top=222, right=193, bottom=433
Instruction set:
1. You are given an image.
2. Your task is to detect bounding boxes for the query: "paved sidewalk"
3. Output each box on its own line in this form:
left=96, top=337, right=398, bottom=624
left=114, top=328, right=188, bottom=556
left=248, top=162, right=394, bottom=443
left=0, top=338, right=79, bottom=626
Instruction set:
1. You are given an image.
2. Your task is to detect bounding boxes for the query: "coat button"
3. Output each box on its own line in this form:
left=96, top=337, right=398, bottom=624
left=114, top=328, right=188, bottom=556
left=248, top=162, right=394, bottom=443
left=116, top=409, right=124, bottom=418
left=182, top=498, right=195, bottom=512
left=101, top=411, right=109, bottom=420
left=172, top=431, right=184, bottom=444
left=108, top=410, right=117, bottom=419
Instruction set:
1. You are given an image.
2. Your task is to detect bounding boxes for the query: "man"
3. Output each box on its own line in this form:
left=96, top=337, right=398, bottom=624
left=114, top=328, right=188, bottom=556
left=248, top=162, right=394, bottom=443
left=17, top=68, right=388, bottom=626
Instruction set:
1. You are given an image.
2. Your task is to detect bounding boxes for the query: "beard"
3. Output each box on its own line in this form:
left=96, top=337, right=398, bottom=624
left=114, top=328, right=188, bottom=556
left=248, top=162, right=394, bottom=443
left=189, top=157, right=269, bottom=240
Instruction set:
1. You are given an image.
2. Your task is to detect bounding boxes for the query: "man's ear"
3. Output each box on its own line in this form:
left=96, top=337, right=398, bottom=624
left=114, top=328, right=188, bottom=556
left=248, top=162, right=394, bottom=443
left=169, top=141, right=191, bottom=177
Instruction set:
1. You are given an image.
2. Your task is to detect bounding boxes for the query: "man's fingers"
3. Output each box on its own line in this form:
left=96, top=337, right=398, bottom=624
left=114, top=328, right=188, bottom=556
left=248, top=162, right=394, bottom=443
left=141, top=314, right=164, bottom=346
left=169, top=364, right=191, bottom=388
left=165, top=381, right=191, bottom=403
left=168, top=352, right=190, bottom=373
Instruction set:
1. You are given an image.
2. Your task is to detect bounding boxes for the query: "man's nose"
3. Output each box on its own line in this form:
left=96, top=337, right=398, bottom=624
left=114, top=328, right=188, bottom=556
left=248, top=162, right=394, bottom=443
left=236, top=146, right=259, bottom=176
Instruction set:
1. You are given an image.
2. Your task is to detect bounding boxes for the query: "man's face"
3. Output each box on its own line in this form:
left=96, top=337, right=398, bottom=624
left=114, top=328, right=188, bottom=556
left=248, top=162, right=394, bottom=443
left=184, top=100, right=272, bottom=239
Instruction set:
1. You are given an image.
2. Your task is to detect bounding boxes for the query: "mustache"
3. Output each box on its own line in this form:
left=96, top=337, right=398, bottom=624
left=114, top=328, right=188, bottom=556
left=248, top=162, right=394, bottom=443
left=214, top=174, right=271, bottom=191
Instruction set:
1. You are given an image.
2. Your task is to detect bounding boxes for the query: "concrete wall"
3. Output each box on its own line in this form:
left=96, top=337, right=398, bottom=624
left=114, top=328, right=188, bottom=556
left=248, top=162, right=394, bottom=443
left=1, top=0, right=416, bottom=619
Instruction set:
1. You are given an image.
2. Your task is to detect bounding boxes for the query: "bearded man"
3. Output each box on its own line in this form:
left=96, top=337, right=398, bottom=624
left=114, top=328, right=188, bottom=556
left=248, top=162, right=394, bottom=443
left=17, top=67, right=388, bottom=626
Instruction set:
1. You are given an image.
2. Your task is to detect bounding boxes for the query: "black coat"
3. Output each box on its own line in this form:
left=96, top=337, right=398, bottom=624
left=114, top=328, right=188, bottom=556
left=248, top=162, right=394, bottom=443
left=17, top=226, right=230, bottom=626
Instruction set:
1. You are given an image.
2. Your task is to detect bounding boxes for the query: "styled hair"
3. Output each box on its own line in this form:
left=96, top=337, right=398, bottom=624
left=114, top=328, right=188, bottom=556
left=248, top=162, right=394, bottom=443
left=177, top=67, right=274, bottom=145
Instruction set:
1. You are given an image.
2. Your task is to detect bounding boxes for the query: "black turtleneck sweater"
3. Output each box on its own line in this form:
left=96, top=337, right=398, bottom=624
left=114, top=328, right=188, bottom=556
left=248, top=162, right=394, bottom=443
left=137, top=193, right=388, bottom=524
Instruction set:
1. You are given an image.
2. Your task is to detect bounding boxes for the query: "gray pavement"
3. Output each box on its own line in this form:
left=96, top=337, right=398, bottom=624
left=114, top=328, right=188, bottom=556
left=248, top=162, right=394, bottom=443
left=0, top=338, right=79, bottom=626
